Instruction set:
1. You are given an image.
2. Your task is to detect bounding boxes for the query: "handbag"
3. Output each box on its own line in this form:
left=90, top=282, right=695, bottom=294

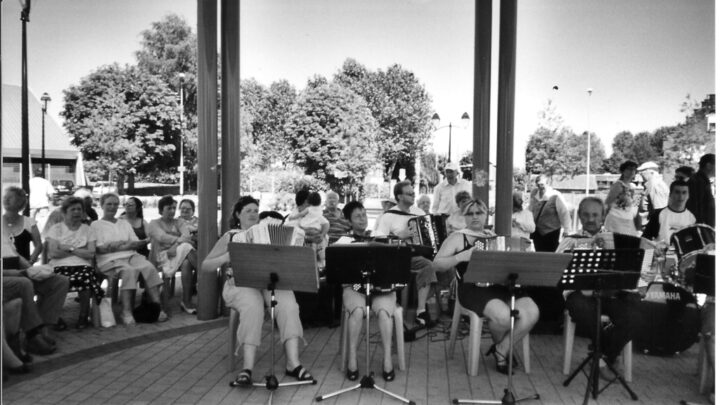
left=99, top=297, right=117, bottom=328
left=26, top=264, right=55, bottom=281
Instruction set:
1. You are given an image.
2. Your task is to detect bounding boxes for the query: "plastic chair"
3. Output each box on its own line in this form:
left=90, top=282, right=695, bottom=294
left=337, top=304, right=406, bottom=372
left=448, top=298, right=531, bottom=376
left=698, top=340, right=713, bottom=394
left=562, top=310, right=633, bottom=381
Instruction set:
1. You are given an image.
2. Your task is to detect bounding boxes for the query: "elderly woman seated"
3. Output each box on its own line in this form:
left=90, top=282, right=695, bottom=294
left=202, top=196, right=314, bottom=387
left=148, top=195, right=197, bottom=315
left=46, top=196, right=104, bottom=329
left=91, top=193, right=166, bottom=325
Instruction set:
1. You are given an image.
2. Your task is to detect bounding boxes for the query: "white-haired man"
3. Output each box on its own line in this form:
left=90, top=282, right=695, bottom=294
left=432, top=162, right=471, bottom=216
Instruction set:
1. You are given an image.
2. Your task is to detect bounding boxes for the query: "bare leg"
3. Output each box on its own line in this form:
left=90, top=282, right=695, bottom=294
left=78, top=290, right=91, bottom=319
left=242, top=343, right=257, bottom=371
left=417, top=285, right=430, bottom=314
left=180, top=259, right=194, bottom=308
left=121, top=290, right=135, bottom=317
left=377, top=310, right=394, bottom=372
left=346, top=308, right=364, bottom=372
left=284, top=337, right=301, bottom=371
left=483, top=299, right=512, bottom=353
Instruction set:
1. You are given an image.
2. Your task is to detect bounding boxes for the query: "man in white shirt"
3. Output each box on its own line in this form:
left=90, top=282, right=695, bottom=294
left=375, top=181, right=438, bottom=327
left=432, top=162, right=472, bottom=215
left=29, top=168, right=55, bottom=219
left=642, top=180, right=696, bottom=246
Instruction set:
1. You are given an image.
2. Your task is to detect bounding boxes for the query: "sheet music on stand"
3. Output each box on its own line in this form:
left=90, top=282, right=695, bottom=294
left=557, top=249, right=646, bottom=291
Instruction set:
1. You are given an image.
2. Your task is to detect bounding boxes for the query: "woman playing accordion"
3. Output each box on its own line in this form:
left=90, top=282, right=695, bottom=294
left=433, top=199, right=539, bottom=374
left=201, top=196, right=314, bottom=387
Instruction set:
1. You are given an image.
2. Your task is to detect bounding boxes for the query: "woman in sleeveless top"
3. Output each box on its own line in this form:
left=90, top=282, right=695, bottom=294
left=201, top=196, right=314, bottom=387
left=121, top=197, right=150, bottom=258
left=3, top=187, right=42, bottom=265
left=434, top=199, right=539, bottom=374
left=604, top=160, right=639, bottom=236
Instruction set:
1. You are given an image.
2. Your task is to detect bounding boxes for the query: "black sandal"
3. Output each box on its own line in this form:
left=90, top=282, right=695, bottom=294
left=229, top=369, right=253, bottom=387
left=346, top=368, right=359, bottom=381
left=486, top=344, right=515, bottom=374
left=382, top=368, right=395, bottom=382
left=285, top=365, right=315, bottom=382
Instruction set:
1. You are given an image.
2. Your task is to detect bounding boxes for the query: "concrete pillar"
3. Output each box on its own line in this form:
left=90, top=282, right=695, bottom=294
left=495, top=0, right=517, bottom=237
left=196, top=0, right=219, bottom=320
left=221, top=0, right=241, bottom=235
left=472, top=0, right=492, bottom=205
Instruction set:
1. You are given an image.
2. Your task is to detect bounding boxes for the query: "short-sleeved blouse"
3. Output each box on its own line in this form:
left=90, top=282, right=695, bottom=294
left=45, top=222, right=95, bottom=267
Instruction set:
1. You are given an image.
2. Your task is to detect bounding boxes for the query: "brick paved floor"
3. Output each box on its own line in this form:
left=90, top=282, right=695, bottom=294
left=2, top=307, right=713, bottom=405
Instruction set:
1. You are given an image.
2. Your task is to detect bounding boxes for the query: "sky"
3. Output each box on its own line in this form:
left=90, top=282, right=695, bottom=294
left=1, top=0, right=715, bottom=168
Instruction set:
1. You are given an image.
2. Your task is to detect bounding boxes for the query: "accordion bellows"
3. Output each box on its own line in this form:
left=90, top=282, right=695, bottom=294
left=245, top=221, right=306, bottom=246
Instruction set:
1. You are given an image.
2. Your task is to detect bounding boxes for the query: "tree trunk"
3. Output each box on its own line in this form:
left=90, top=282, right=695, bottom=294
left=127, top=172, right=135, bottom=194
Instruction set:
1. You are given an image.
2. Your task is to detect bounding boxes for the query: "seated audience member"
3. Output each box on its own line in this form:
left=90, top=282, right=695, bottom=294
left=557, top=196, right=642, bottom=380
left=446, top=191, right=472, bottom=233
left=120, top=197, right=150, bottom=258
left=417, top=194, right=432, bottom=215
left=3, top=187, right=43, bottom=266
left=511, top=191, right=535, bottom=239
left=604, top=160, right=639, bottom=236
left=202, top=196, right=314, bottom=387
left=686, top=153, right=715, bottom=227
left=642, top=180, right=696, bottom=246
left=178, top=198, right=199, bottom=235
left=2, top=253, right=63, bottom=355
left=335, top=201, right=398, bottom=381
left=674, top=166, right=695, bottom=182
left=92, top=193, right=166, bottom=324
left=434, top=199, right=539, bottom=374
left=46, top=197, right=104, bottom=329
left=322, top=190, right=351, bottom=243
left=374, top=181, right=438, bottom=328
left=148, top=195, right=197, bottom=315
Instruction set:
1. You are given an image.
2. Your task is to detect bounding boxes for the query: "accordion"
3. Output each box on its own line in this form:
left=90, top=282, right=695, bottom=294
left=407, top=215, right=448, bottom=257
left=245, top=222, right=305, bottom=246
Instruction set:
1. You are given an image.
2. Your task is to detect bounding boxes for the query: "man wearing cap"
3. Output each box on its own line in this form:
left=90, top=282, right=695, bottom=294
left=432, top=162, right=472, bottom=216
left=636, top=161, right=669, bottom=228
left=686, top=153, right=715, bottom=227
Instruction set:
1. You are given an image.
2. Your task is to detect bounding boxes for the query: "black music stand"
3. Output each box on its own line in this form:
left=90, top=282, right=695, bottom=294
left=453, top=250, right=572, bottom=405
left=316, top=243, right=415, bottom=405
left=559, top=249, right=644, bottom=405
left=228, top=243, right=319, bottom=404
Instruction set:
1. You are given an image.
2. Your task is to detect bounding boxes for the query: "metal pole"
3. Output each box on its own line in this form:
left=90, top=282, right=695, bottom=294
left=495, top=0, right=517, bottom=237
left=41, top=100, right=46, bottom=178
left=221, top=0, right=241, bottom=236
left=179, top=78, right=185, bottom=196
left=447, top=122, right=453, bottom=162
left=585, top=89, right=593, bottom=196
left=472, top=0, right=492, bottom=204
left=20, top=7, right=30, bottom=216
left=196, top=0, right=219, bottom=320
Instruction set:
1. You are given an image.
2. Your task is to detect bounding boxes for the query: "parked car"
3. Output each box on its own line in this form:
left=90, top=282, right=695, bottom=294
left=92, top=181, right=118, bottom=200
left=52, top=180, right=75, bottom=205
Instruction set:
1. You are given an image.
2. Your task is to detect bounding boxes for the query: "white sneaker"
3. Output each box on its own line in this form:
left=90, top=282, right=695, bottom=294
left=122, top=313, right=135, bottom=326
left=158, top=311, right=169, bottom=323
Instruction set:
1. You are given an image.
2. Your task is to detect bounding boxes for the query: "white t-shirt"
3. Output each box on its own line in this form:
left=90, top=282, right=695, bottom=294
left=298, top=206, right=329, bottom=230
left=373, top=205, right=425, bottom=237
left=91, top=218, right=139, bottom=267
left=29, top=177, right=54, bottom=209
left=45, top=222, right=95, bottom=267
left=657, top=208, right=696, bottom=244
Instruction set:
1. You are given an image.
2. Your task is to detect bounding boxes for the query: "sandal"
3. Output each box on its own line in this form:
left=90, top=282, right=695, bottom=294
left=346, top=368, right=359, bottom=381
left=229, top=369, right=253, bottom=387
left=382, top=368, right=395, bottom=382
left=486, top=344, right=515, bottom=375
left=54, top=318, right=67, bottom=332
left=285, top=365, right=315, bottom=382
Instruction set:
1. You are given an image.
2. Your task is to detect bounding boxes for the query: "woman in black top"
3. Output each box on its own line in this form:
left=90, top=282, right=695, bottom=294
left=121, top=197, right=150, bottom=258
left=2, top=187, right=42, bottom=266
left=433, top=199, right=539, bottom=374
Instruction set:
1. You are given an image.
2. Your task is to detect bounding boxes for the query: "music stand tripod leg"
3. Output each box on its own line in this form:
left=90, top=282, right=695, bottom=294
left=316, top=273, right=415, bottom=404
left=455, top=278, right=540, bottom=405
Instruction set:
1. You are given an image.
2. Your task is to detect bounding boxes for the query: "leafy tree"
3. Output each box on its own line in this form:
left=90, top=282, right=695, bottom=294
left=604, top=131, right=635, bottom=172
left=62, top=64, right=181, bottom=192
left=135, top=13, right=198, bottom=189
left=662, top=112, right=715, bottom=171
left=525, top=127, right=605, bottom=177
left=284, top=83, right=379, bottom=196
left=333, top=59, right=434, bottom=180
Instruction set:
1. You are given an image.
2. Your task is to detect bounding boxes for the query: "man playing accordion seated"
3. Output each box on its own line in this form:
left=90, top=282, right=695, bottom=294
left=334, top=201, right=399, bottom=382
left=557, top=197, right=643, bottom=381
left=373, top=181, right=439, bottom=328
left=201, top=196, right=314, bottom=387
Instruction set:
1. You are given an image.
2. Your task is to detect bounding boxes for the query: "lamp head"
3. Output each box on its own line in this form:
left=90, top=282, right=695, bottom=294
left=431, top=113, right=440, bottom=125
left=461, top=112, right=470, bottom=121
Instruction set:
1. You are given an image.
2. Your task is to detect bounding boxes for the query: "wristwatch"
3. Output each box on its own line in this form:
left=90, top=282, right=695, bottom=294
left=68, top=247, right=76, bottom=253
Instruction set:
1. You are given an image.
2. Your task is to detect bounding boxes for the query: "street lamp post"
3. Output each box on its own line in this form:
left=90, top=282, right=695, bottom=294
left=585, top=88, right=593, bottom=196
left=40, top=92, right=51, bottom=178
left=432, top=112, right=470, bottom=163
left=178, top=73, right=186, bottom=196
left=20, top=0, right=31, bottom=215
